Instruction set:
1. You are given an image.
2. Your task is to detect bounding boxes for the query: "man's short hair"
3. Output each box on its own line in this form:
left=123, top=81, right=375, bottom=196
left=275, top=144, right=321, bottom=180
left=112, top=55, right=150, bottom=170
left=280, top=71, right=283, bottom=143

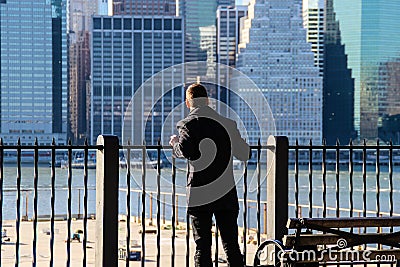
left=186, top=83, right=208, bottom=107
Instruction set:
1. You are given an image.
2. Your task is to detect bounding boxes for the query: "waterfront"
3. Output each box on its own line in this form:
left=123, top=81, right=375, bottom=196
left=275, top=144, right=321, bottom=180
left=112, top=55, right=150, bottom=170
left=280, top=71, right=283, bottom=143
left=0, top=219, right=260, bottom=267
left=1, top=163, right=400, bottom=225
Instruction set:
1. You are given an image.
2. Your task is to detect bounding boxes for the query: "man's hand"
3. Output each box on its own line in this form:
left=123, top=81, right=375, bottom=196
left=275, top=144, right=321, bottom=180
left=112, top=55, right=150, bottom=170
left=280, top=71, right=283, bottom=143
left=169, top=135, right=179, bottom=147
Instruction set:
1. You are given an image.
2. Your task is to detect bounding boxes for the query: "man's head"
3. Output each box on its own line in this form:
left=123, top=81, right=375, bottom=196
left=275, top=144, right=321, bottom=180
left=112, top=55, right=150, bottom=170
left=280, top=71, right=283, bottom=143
left=185, top=83, right=209, bottom=109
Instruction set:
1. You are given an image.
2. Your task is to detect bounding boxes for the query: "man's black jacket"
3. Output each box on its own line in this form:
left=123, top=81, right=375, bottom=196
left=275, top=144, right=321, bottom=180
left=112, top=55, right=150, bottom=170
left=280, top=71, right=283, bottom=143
left=173, top=106, right=250, bottom=213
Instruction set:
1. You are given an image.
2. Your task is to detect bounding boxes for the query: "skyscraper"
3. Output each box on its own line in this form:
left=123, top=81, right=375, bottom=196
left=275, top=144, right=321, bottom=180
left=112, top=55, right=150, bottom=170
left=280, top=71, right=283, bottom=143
left=216, top=5, right=248, bottom=114
left=69, top=0, right=98, bottom=144
left=333, top=0, right=400, bottom=140
left=321, top=0, right=355, bottom=144
left=237, top=0, right=323, bottom=144
left=217, top=5, right=247, bottom=68
left=302, top=0, right=355, bottom=144
left=180, top=0, right=234, bottom=67
left=113, top=0, right=177, bottom=16
left=90, top=16, right=184, bottom=144
left=0, top=0, right=67, bottom=145
left=302, top=0, right=324, bottom=75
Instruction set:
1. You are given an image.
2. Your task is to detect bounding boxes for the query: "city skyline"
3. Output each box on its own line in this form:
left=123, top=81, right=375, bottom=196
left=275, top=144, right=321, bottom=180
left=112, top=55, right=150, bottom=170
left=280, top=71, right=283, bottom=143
left=1, top=0, right=400, bottom=144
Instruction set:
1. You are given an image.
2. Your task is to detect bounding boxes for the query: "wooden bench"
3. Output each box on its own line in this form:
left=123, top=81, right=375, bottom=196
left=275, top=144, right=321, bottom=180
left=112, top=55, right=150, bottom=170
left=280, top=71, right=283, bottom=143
left=254, top=217, right=400, bottom=267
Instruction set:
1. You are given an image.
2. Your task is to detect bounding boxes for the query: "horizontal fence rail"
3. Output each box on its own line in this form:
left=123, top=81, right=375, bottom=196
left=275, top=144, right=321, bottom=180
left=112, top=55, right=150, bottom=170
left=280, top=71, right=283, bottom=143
left=1, top=136, right=400, bottom=266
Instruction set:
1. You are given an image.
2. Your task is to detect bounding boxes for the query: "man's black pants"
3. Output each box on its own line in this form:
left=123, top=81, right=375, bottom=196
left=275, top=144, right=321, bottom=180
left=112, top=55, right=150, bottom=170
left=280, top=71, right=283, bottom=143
left=190, top=209, right=243, bottom=267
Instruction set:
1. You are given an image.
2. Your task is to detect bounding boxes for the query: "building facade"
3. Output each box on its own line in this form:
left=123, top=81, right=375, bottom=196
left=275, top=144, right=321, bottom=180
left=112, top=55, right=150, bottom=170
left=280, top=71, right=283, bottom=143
left=216, top=5, right=248, bottom=68
left=237, top=0, right=323, bottom=145
left=90, top=16, right=184, bottom=144
left=98, top=0, right=110, bottom=15
left=0, top=0, right=67, bottom=145
left=216, top=5, right=248, bottom=114
left=333, top=0, right=400, bottom=140
left=113, top=0, right=177, bottom=16
left=302, top=0, right=324, bottom=75
left=180, top=0, right=234, bottom=67
left=69, top=0, right=98, bottom=144
left=320, top=0, right=355, bottom=144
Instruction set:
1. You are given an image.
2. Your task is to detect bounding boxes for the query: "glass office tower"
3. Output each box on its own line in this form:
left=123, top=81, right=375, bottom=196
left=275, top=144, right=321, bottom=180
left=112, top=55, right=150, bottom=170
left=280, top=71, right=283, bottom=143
left=91, top=16, right=184, bottom=144
left=333, top=0, right=400, bottom=140
left=0, top=0, right=67, bottom=145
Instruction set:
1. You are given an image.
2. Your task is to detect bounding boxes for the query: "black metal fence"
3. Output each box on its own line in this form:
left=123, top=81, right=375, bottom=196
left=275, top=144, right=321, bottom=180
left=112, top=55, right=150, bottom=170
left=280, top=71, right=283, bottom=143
left=291, top=140, right=400, bottom=220
left=1, top=135, right=400, bottom=266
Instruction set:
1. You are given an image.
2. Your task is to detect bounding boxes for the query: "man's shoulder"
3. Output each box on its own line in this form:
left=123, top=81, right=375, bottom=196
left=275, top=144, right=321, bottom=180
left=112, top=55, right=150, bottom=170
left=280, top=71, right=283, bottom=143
left=177, top=107, right=237, bottom=129
left=177, top=114, right=197, bottom=129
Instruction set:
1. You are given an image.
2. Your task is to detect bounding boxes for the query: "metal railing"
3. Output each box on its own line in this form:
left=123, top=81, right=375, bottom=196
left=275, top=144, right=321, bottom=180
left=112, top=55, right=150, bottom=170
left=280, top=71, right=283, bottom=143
left=290, top=140, right=400, bottom=220
left=1, top=135, right=400, bottom=266
left=0, top=138, right=102, bottom=267
left=96, top=135, right=283, bottom=267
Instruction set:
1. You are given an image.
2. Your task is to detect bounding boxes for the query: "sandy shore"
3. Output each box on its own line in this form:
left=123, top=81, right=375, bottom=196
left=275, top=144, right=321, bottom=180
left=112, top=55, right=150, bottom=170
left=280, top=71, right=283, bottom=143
left=0, top=218, right=260, bottom=266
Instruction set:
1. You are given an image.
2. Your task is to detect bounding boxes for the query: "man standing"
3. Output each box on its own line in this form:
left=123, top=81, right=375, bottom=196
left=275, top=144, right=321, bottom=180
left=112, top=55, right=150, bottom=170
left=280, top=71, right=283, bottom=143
left=169, top=83, right=250, bottom=267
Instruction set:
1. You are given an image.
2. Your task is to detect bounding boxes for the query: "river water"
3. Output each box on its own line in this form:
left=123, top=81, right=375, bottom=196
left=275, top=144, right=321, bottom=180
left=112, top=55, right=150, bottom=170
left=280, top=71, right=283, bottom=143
left=2, top=164, right=400, bottom=229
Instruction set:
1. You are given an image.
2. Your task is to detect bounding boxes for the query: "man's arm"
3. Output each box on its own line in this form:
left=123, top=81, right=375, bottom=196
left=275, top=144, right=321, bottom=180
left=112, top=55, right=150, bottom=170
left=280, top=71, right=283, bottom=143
left=230, top=121, right=251, bottom=161
left=171, top=120, right=200, bottom=160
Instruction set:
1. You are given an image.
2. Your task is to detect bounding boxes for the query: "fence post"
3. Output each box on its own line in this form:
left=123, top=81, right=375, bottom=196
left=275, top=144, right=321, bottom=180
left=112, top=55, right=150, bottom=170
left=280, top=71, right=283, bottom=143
left=95, top=135, right=119, bottom=267
left=267, top=135, right=288, bottom=241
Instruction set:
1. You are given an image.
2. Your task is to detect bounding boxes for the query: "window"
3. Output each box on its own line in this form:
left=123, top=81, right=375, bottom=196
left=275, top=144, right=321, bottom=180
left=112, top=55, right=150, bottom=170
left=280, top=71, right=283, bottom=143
left=124, top=18, right=132, bottom=30
left=144, top=19, right=152, bottom=30
left=93, top=18, right=101, bottom=29
left=164, top=19, right=172, bottom=30
left=103, top=18, right=111, bottom=29
left=174, top=19, right=181, bottom=30
left=134, top=19, right=141, bottom=30
left=114, top=18, right=122, bottom=30
left=154, top=19, right=162, bottom=30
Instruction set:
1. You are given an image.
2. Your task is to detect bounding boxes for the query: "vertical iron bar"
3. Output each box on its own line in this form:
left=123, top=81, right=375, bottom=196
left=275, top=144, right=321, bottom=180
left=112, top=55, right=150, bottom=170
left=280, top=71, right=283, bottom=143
left=389, top=140, right=393, bottom=222
left=163, top=194, right=166, bottom=225
left=349, top=140, right=354, bottom=218
left=186, top=212, right=190, bottom=267
left=15, top=138, right=21, bottom=267
left=50, top=138, right=56, bottom=267
left=376, top=140, right=380, bottom=218
left=362, top=139, right=367, bottom=218
left=171, top=157, right=176, bottom=267
left=256, top=140, right=261, bottom=245
left=295, top=139, right=299, bottom=217
left=78, top=189, right=81, bottom=219
left=83, top=139, right=89, bottom=266
left=185, top=159, right=190, bottom=267
left=32, top=139, right=39, bottom=267
left=67, top=140, right=72, bottom=267
left=156, top=140, right=161, bottom=267
left=141, top=143, right=146, bottom=267
left=126, top=142, right=131, bottom=266
left=322, top=139, right=327, bottom=218
left=214, top=225, right=219, bottom=267
left=308, top=139, right=313, bottom=218
left=376, top=140, right=381, bottom=256
left=362, top=139, right=367, bottom=254
left=0, top=138, right=3, bottom=266
left=349, top=139, right=354, bottom=264
left=137, top=192, right=140, bottom=224
left=335, top=139, right=340, bottom=218
left=243, top=161, right=248, bottom=265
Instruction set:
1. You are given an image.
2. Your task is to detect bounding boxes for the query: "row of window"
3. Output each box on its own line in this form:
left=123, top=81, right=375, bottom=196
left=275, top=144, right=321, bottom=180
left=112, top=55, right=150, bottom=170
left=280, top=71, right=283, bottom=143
left=93, top=17, right=182, bottom=31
